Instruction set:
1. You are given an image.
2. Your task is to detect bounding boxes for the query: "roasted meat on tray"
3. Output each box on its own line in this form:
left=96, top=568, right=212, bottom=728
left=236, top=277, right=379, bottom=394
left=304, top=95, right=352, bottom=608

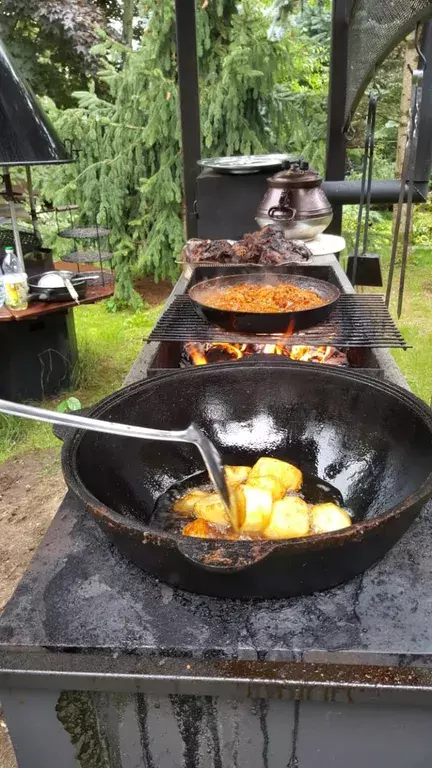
left=186, top=238, right=236, bottom=263
left=185, top=226, right=311, bottom=265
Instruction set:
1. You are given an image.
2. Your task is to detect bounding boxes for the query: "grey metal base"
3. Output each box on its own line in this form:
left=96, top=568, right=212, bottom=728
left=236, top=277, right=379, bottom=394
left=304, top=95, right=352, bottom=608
left=3, top=688, right=432, bottom=768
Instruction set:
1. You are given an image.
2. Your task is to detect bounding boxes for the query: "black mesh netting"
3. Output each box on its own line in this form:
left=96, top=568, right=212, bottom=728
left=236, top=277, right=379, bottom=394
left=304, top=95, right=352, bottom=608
left=345, top=0, right=432, bottom=126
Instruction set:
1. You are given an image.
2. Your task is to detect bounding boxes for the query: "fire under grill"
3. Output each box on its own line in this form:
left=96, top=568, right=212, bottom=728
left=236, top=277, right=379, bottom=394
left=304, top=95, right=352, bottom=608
left=147, top=295, right=409, bottom=348
left=147, top=340, right=383, bottom=377
left=144, top=263, right=409, bottom=379
left=183, top=342, right=349, bottom=367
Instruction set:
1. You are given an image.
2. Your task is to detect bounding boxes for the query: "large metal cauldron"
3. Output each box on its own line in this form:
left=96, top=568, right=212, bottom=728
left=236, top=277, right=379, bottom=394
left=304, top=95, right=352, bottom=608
left=62, top=363, right=432, bottom=598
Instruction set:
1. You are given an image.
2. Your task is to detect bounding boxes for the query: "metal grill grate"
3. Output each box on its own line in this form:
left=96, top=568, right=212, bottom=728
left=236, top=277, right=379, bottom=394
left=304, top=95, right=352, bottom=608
left=147, top=296, right=409, bottom=348
left=58, top=227, right=111, bottom=239
left=62, top=250, right=113, bottom=263
left=345, top=0, right=432, bottom=124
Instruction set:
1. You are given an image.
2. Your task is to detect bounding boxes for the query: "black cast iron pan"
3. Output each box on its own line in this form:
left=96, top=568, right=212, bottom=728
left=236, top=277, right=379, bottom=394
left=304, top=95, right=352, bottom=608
left=188, top=272, right=340, bottom=333
left=61, top=362, right=432, bottom=599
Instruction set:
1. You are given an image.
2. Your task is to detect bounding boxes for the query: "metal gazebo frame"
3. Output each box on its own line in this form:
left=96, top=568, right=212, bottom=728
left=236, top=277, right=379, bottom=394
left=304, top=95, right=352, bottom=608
left=174, top=0, right=432, bottom=237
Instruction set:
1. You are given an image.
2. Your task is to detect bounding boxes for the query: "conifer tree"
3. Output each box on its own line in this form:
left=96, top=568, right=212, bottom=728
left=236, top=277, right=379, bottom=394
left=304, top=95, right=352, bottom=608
left=38, top=1, right=291, bottom=303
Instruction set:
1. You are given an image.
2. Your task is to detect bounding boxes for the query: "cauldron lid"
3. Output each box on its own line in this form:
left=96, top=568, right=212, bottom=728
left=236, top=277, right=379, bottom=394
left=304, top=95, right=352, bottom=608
left=268, top=160, right=322, bottom=189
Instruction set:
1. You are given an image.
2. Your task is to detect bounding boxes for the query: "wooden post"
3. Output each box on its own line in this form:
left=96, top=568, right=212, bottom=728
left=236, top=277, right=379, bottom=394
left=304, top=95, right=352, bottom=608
left=175, top=0, right=201, bottom=239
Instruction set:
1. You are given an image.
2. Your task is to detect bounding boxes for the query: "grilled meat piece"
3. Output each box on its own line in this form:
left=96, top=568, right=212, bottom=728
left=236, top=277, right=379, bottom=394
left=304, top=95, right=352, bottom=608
left=278, top=238, right=311, bottom=262
left=206, top=240, right=235, bottom=262
left=231, top=242, right=256, bottom=263
left=185, top=239, right=212, bottom=262
left=186, top=238, right=235, bottom=263
left=258, top=248, right=288, bottom=265
left=255, top=227, right=311, bottom=264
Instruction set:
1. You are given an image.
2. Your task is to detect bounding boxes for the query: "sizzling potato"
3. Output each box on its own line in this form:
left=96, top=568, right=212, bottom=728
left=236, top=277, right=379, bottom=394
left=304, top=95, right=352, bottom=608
left=225, top=465, right=251, bottom=487
left=247, top=475, right=286, bottom=502
left=174, top=456, right=352, bottom=542
left=236, top=485, right=273, bottom=534
left=182, top=519, right=221, bottom=538
left=264, top=497, right=310, bottom=540
left=248, top=457, right=303, bottom=492
left=310, top=503, right=351, bottom=534
left=193, top=493, right=230, bottom=527
left=173, top=489, right=208, bottom=516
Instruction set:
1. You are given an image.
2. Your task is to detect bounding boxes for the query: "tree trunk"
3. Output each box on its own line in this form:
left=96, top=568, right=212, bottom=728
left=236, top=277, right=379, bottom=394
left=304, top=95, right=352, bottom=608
left=123, top=0, right=134, bottom=47
left=393, top=32, right=417, bottom=251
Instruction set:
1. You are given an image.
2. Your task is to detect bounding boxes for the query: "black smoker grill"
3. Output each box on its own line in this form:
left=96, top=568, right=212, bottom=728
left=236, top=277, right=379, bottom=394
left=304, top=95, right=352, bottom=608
left=145, top=262, right=408, bottom=378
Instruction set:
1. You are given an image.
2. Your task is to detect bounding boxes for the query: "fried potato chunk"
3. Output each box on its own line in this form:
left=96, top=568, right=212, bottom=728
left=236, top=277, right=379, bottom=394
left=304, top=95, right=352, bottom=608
left=224, top=465, right=251, bottom=487
left=193, top=493, right=230, bottom=526
left=247, top=475, right=286, bottom=501
left=248, top=457, right=303, bottom=492
left=182, top=519, right=221, bottom=538
left=310, top=503, right=351, bottom=534
left=264, top=496, right=310, bottom=540
left=173, top=489, right=208, bottom=516
left=236, top=485, right=273, bottom=534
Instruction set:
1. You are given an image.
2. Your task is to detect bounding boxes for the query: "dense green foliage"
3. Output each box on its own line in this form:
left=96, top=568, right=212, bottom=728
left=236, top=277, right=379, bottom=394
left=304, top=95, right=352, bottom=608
left=33, top=0, right=330, bottom=303
left=9, top=0, right=425, bottom=301
left=0, top=0, right=111, bottom=107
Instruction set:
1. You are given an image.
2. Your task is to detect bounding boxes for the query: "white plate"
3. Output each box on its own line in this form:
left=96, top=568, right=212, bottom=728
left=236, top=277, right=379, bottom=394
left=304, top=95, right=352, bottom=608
left=305, top=234, right=346, bottom=256
left=198, top=154, right=301, bottom=175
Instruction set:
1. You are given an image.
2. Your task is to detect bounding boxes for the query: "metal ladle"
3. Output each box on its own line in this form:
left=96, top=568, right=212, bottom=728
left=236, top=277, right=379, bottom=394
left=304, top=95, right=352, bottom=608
left=0, top=399, right=236, bottom=529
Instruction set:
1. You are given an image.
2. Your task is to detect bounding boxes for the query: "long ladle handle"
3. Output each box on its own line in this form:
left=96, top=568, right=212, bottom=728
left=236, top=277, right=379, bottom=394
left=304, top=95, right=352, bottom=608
left=0, top=398, right=235, bottom=529
left=0, top=398, right=192, bottom=443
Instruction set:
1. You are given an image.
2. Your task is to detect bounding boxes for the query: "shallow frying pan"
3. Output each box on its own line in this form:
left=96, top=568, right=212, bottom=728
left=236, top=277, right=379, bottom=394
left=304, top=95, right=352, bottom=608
left=188, top=273, right=340, bottom=333
left=28, top=271, right=87, bottom=303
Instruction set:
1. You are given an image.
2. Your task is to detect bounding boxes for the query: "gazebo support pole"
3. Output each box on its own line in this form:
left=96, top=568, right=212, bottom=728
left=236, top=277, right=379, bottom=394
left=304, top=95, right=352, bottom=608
left=325, top=0, right=348, bottom=235
left=26, top=166, right=40, bottom=240
left=175, top=0, right=201, bottom=239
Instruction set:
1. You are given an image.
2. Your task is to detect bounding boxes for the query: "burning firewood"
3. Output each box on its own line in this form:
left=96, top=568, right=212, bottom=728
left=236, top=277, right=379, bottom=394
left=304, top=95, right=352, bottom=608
left=183, top=342, right=348, bottom=366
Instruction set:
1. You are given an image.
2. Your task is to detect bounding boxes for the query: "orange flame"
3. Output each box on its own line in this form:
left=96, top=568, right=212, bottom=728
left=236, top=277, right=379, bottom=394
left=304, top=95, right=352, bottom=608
left=210, top=343, right=246, bottom=360
left=319, top=345, right=333, bottom=363
left=186, top=344, right=208, bottom=365
left=282, top=317, right=296, bottom=339
left=185, top=341, right=345, bottom=366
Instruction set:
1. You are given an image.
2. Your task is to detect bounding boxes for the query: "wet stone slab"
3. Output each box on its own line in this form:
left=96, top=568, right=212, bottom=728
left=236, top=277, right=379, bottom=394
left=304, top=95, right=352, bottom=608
left=1, top=493, right=432, bottom=676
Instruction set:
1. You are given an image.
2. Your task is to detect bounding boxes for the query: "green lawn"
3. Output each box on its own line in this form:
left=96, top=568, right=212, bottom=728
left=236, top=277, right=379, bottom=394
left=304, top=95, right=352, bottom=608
left=0, top=302, right=162, bottom=463
left=0, top=251, right=430, bottom=464
left=361, top=247, right=432, bottom=404
left=390, top=254, right=432, bottom=405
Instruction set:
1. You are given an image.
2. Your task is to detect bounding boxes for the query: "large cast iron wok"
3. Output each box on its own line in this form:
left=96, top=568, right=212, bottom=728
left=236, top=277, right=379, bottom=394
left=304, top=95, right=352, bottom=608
left=62, top=362, right=432, bottom=598
left=188, top=273, right=340, bottom=333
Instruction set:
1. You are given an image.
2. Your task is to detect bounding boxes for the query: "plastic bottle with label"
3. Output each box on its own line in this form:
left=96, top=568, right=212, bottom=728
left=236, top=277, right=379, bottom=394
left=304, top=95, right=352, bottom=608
left=0, top=266, right=4, bottom=308
left=3, top=246, right=28, bottom=310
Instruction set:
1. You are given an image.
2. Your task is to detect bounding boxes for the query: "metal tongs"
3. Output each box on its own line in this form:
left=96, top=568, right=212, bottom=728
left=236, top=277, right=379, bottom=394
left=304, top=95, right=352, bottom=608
left=386, top=25, right=426, bottom=317
left=0, top=399, right=236, bottom=529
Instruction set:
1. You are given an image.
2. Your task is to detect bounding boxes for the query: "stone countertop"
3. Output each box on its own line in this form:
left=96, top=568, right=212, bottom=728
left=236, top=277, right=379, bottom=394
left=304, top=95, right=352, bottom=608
left=1, top=492, right=432, bottom=682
